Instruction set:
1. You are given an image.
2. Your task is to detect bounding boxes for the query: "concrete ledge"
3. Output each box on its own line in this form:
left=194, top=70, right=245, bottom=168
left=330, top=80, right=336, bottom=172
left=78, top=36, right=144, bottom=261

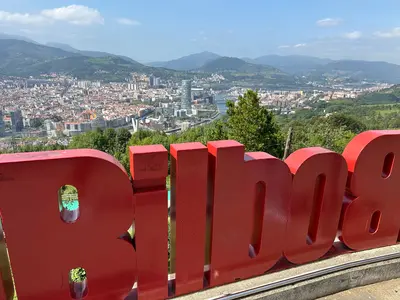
left=242, top=258, right=400, bottom=300
left=174, top=244, right=400, bottom=300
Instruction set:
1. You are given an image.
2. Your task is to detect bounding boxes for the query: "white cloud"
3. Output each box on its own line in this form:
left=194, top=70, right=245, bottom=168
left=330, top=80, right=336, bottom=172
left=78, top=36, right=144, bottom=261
left=190, top=38, right=197, bottom=42
left=0, top=5, right=103, bottom=26
left=344, top=31, right=362, bottom=40
left=278, top=43, right=306, bottom=49
left=117, top=18, right=141, bottom=26
left=0, top=11, right=47, bottom=25
left=41, top=5, right=103, bottom=25
left=374, top=27, right=400, bottom=38
left=199, top=30, right=205, bottom=35
left=316, top=18, right=342, bottom=27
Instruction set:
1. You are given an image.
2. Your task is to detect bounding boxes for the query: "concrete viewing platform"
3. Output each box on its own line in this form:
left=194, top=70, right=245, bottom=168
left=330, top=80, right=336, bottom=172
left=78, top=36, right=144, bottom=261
left=174, top=244, right=400, bottom=300
left=320, top=278, right=400, bottom=300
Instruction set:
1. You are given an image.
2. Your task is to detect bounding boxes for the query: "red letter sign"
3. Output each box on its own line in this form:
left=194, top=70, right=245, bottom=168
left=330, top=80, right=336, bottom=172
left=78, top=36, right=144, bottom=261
left=241, top=152, right=292, bottom=278
left=339, top=131, right=400, bottom=250
left=285, top=148, right=348, bottom=264
left=207, top=141, right=249, bottom=286
left=130, top=145, right=169, bottom=300
left=170, top=143, right=208, bottom=295
left=207, top=141, right=292, bottom=286
left=0, top=150, right=136, bottom=299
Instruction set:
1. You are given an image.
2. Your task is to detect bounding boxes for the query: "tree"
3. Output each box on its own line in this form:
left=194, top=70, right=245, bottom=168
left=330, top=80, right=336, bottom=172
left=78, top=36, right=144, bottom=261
left=204, top=117, right=228, bottom=142
left=103, top=128, right=117, bottom=154
left=290, top=119, right=355, bottom=154
left=226, top=90, right=284, bottom=157
left=327, top=114, right=367, bottom=134
left=115, top=128, right=132, bottom=154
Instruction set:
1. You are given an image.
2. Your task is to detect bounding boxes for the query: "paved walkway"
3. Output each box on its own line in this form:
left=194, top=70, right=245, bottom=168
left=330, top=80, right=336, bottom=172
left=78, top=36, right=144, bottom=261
left=320, top=279, right=400, bottom=300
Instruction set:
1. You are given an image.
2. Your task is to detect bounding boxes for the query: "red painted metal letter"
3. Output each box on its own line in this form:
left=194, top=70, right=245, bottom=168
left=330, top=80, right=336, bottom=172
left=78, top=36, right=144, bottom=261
left=207, top=142, right=292, bottom=286
left=0, top=150, right=136, bottom=299
left=207, top=141, right=250, bottom=286
left=284, top=148, right=348, bottom=264
left=339, top=131, right=400, bottom=250
left=241, top=152, right=292, bottom=278
left=170, top=143, right=207, bottom=296
left=130, top=145, right=169, bottom=300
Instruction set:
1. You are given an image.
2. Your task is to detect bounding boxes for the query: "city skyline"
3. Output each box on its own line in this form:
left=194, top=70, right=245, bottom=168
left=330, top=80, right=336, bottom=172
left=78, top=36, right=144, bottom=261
left=2, top=1, right=400, bottom=63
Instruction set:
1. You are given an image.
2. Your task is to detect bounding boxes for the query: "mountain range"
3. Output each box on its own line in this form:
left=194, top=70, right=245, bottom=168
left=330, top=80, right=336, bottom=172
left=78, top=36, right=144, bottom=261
left=44, top=42, right=138, bottom=64
left=149, top=52, right=400, bottom=83
left=149, top=52, right=332, bottom=74
left=149, top=51, right=220, bottom=71
left=199, top=56, right=283, bottom=74
left=2, top=32, right=400, bottom=84
left=0, top=38, right=189, bottom=81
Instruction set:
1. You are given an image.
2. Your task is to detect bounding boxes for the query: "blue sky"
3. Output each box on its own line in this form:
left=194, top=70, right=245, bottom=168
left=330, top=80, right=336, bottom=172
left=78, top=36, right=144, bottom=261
left=2, top=0, right=400, bottom=63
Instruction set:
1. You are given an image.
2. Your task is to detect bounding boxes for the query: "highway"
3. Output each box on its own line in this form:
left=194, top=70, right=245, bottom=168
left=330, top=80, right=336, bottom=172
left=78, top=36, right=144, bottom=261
left=164, top=112, right=221, bottom=135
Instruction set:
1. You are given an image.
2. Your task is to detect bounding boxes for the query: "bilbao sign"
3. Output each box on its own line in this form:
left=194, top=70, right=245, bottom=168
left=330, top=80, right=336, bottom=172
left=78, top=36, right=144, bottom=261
left=0, top=130, right=399, bottom=300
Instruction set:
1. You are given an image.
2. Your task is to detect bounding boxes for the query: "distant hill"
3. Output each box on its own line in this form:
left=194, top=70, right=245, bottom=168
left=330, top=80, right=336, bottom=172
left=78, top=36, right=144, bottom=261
left=250, top=55, right=332, bottom=74
left=356, top=84, right=400, bottom=104
left=199, top=57, right=283, bottom=74
left=0, top=39, right=189, bottom=81
left=4, top=38, right=400, bottom=84
left=0, top=39, right=81, bottom=72
left=45, top=42, right=81, bottom=53
left=19, top=56, right=148, bottom=81
left=46, top=42, right=138, bottom=63
left=0, top=33, right=38, bottom=44
left=148, top=51, right=221, bottom=70
left=312, top=60, right=400, bottom=83
left=197, top=57, right=297, bottom=86
left=206, top=54, right=400, bottom=84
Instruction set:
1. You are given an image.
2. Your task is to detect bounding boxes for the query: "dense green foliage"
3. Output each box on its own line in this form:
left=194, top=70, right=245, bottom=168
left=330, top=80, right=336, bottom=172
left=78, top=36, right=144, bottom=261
left=226, top=90, right=284, bottom=157
left=278, top=92, right=400, bottom=153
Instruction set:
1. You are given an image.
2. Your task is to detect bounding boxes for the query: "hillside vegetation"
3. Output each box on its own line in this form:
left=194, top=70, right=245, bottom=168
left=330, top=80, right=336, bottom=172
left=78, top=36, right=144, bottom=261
left=277, top=87, right=400, bottom=152
left=0, top=39, right=199, bottom=81
left=149, top=51, right=221, bottom=70
left=347, top=85, right=400, bottom=105
left=311, top=60, right=400, bottom=83
left=0, top=39, right=80, bottom=71
left=199, top=57, right=282, bottom=74
left=198, top=57, right=297, bottom=86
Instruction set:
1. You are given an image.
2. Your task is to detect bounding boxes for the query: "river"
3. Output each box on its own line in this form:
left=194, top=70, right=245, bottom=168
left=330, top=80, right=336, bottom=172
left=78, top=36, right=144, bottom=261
left=214, top=94, right=230, bottom=115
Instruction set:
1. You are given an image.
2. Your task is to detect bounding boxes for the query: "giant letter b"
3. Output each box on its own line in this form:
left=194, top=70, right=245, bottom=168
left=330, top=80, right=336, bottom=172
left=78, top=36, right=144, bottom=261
left=0, top=150, right=136, bottom=299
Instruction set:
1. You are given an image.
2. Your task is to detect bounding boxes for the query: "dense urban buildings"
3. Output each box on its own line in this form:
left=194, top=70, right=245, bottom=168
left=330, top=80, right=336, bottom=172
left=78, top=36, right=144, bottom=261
left=0, top=55, right=394, bottom=151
